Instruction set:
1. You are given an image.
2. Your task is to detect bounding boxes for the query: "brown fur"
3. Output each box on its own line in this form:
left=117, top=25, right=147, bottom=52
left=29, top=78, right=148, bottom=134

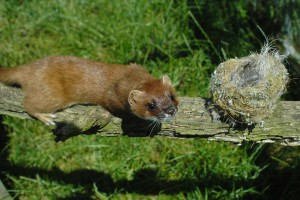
left=0, top=56, right=178, bottom=124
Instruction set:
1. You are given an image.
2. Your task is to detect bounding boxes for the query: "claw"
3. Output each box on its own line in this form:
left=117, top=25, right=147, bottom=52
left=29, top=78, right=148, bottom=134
left=34, top=113, right=56, bottom=126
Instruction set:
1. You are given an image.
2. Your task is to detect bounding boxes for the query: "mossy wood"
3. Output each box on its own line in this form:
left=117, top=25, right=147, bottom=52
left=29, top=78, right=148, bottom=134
left=0, top=83, right=299, bottom=146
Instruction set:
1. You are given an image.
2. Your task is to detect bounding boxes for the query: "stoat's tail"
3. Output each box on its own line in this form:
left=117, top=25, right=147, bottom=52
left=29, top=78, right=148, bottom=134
left=0, top=68, right=23, bottom=85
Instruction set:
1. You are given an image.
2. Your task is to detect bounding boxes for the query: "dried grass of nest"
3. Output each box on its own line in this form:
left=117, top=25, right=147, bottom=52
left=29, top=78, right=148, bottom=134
left=210, top=44, right=289, bottom=125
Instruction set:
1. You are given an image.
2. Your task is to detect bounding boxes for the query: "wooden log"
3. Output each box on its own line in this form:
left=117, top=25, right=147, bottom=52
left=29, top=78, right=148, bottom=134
left=0, top=83, right=299, bottom=146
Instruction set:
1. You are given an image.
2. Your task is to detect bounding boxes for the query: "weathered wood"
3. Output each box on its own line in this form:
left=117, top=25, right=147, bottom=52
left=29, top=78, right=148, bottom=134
left=0, top=179, right=13, bottom=200
left=0, top=83, right=299, bottom=145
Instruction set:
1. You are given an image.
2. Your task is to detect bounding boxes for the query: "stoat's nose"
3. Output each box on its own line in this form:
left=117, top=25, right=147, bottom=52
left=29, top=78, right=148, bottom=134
left=164, top=106, right=177, bottom=116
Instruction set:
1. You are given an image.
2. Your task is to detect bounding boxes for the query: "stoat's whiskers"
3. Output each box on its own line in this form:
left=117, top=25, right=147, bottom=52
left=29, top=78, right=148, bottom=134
left=149, top=120, right=161, bottom=137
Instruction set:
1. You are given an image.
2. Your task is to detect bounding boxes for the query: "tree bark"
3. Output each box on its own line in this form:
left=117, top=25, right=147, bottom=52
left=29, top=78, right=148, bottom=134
left=0, top=83, right=299, bottom=146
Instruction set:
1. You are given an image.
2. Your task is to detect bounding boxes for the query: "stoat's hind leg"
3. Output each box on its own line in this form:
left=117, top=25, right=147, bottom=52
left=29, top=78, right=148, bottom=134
left=23, top=97, right=58, bottom=125
left=32, top=113, right=57, bottom=125
left=23, top=93, right=65, bottom=125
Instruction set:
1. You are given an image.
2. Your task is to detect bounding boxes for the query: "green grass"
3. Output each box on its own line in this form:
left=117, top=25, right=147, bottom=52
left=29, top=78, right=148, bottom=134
left=2, top=117, right=263, bottom=200
left=0, top=0, right=299, bottom=200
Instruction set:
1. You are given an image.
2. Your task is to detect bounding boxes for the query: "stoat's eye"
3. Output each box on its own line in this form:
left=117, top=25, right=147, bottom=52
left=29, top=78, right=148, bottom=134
left=147, top=102, right=157, bottom=111
left=169, top=93, right=176, bottom=101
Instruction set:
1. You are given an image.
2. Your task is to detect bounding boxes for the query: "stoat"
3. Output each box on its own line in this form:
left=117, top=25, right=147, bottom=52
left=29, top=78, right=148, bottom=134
left=0, top=56, right=179, bottom=125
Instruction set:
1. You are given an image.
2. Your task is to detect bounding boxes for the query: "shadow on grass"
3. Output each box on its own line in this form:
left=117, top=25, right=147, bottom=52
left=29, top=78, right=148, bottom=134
left=252, top=144, right=300, bottom=200
left=0, top=164, right=257, bottom=200
left=0, top=165, right=193, bottom=198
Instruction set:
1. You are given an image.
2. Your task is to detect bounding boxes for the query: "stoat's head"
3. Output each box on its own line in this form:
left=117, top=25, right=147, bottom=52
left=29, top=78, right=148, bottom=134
left=128, top=75, right=179, bottom=122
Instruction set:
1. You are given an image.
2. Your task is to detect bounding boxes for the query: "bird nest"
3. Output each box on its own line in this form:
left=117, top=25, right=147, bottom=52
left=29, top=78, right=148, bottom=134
left=210, top=45, right=289, bottom=126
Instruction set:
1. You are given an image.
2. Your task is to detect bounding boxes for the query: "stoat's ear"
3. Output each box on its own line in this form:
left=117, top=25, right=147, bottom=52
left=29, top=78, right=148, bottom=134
left=128, top=90, right=145, bottom=105
left=162, top=75, right=172, bottom=86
